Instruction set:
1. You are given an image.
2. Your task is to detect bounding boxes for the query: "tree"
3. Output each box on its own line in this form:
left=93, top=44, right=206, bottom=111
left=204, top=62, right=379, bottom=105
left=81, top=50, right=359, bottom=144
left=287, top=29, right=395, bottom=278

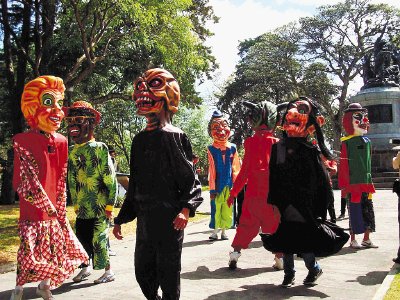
left=217, top=24, right=338, bottom=146
left=173, top=105, right=212, bottom=176
left=0, top=0, right=218, bottom=138
left=299, top=0, right=400, bottom=150
left=1, top=0, right=218, bottom=204
left=95, top=99, right=144, bottom=173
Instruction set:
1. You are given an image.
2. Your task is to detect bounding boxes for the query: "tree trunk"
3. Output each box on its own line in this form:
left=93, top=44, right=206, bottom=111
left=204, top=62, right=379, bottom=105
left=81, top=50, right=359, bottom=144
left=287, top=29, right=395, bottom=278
left=0, top=148, right=16, bottom=204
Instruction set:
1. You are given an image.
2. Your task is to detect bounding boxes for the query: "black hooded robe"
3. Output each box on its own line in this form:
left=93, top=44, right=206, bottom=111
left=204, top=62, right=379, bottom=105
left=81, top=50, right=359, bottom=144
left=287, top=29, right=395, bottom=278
left=262, top=137, right=348, bottom=256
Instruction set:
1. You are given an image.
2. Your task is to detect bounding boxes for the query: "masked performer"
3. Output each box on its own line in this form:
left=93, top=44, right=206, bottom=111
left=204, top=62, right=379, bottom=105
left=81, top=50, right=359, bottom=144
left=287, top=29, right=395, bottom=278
left=207, top=111, right=241, bottom=240
left=65, top=101, right=117, bottom=284
left=10, top=76, right=88, bottom=300
left=113, top=68, right=203, bottom=300
left=265, top=96, right=347, bottom=288
left=338, top=103, right=377, bottom=249
left=226, top=100, right=282, bottom=270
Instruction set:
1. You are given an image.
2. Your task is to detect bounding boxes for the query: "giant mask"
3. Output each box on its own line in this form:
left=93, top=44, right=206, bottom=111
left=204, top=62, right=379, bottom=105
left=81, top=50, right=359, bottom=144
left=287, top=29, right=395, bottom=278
left=283, top=96, right=333, bottom=160
left=208, top=110, right=230, bottom=144
left=133, top=68, right=180, bottom=116
left=342, top=103, right=369, bottom=136
left=283, top=98, right=312, bottom=137
left=283, top=97, right=325, bottom=137
left=21, top=76, right=65, bottom=134
left=242, top=100, right=277, bottom=130
left=64, top=100, right=101, bottom=144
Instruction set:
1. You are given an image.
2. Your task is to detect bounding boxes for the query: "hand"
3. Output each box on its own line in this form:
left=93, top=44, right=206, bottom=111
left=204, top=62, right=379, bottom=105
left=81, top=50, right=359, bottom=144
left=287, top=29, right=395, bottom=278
left=113, top=224, right=123, bottom=240
left=105, top=210, right=113, bottom=219
left=227, top=195, right=234, bottom=208
left=173, top=208, right=190, bottom=231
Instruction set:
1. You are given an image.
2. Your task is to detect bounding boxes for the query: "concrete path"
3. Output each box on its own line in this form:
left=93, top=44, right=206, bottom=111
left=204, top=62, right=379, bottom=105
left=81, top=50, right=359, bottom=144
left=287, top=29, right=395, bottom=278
left=0, top=190, right=399, bottom=299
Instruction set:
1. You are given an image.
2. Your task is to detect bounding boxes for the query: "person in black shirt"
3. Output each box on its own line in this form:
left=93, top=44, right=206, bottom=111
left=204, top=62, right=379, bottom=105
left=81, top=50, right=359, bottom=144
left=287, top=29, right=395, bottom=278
left=113, top=68, right=203, bottom=300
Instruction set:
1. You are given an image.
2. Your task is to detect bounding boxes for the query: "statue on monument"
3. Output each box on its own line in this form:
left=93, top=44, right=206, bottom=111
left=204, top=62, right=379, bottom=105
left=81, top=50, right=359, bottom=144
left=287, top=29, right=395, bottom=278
left=362, top=36, right=400, bottom=89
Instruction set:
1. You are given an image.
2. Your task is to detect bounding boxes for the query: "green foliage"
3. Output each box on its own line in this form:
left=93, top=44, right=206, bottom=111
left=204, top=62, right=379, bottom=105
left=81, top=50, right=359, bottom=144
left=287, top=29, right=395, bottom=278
left=218, top=23, right=338, bottom=146
left=298, top=0, right=400, bottom=149
left=95, top=99, right=143, bottom=173
left=217, top=0, right=400, bottom=150
left=173, top=105, right=212, bottom=175
left=114, top=196, right=125, bottom=208
left=0, top=0, right=218, bottom=148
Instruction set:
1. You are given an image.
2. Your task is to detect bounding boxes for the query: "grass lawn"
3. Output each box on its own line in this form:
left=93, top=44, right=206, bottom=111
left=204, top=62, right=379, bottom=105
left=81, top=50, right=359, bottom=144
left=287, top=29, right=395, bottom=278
left=384, top=266, right=400, bottom=300
left=0, top=204, right=208, bottom=267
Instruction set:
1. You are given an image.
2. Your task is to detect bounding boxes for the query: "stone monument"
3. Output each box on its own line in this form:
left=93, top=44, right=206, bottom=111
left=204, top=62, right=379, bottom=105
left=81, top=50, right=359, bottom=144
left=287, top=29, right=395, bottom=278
left=350, top=36, right=400, bottom=172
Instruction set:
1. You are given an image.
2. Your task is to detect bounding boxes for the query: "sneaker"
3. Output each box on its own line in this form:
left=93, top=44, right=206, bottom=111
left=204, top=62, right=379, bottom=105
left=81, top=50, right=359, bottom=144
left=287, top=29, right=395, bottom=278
left=73, top=268, right=91, bottom=282
left=36, top=285, right=54, bottom=300
left=361, top=239, right=378, bottom=248
left=209, top=233, right=218, bottom=240
left=337, top=213, right=345, bottom=220
left=221, top=232, right=229, bottom=240
left=303, top=268, right=323, bottom=286
left=94, top=272, right=116, bottom=284
left=393, top=257, right=400, bottom=264
left=281, top=274, right=295, bottom=288
left=350, top=240, right=362, bottom=249
left=9, top=288, right=23, bottom=300
left=272, top=257, right=284, bottom=270
left=228, top=251, right=241, bottom=269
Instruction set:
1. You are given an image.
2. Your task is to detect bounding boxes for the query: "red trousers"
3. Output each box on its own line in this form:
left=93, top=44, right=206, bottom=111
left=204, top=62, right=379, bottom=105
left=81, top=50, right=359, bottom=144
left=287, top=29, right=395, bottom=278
left=231, top=196, right=279, bottom=249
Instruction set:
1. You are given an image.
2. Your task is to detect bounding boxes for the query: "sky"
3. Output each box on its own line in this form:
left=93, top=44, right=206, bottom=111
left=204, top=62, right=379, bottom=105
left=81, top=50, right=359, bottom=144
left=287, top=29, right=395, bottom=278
left=197, top=0, right=400, bottom=100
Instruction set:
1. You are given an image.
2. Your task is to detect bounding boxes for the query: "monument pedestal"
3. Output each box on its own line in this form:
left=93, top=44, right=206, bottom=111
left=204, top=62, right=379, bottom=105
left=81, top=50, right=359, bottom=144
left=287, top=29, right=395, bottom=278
left=351, top=86, right=400, bottom=172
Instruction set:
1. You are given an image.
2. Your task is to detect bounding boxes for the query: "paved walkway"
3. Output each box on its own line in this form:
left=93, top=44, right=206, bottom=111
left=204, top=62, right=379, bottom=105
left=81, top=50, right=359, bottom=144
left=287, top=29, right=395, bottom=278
left=0, top=190, right=399, bottom=299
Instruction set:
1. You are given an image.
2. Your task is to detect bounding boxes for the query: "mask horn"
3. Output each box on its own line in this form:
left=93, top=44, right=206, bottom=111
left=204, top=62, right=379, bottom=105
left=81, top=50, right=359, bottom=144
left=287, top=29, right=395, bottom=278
left=242, top=101, right=256, bottom=110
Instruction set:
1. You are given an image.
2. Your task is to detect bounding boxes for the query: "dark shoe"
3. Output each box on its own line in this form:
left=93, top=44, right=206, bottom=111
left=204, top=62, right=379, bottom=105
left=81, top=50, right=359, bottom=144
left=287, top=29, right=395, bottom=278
left=393, top=257, right=400, bottom=264
left=303, top=269, right=323, bottom=286
left=281, top=274, right=295, bottom=288
left=337, top=213, right=345, bottom=220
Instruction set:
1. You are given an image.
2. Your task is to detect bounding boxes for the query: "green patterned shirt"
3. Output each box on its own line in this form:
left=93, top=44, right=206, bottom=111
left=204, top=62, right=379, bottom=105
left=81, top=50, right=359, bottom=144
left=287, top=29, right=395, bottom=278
left=68, top=140, right=117, bottom=219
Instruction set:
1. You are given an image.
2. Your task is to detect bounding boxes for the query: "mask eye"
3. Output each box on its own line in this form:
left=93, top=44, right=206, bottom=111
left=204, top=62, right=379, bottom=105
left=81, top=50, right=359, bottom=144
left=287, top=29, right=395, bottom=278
left=135, top=81, right=144, bottom=90
left=148, top=78, right=163, bottom=88
left=297, top=104, right=310, bottom=114
left=42, top=93, right=54, bottom=107
left=353, top=113, right=363, bottom=121
left=211, top=124, right=219, bottom=131
left=57, top=100, right=64, bottom=107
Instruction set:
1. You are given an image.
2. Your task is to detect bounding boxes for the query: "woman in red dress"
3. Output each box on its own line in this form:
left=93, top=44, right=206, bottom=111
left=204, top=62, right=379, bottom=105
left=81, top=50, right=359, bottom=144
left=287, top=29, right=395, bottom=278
left=10, top=76, right=88, bottom=300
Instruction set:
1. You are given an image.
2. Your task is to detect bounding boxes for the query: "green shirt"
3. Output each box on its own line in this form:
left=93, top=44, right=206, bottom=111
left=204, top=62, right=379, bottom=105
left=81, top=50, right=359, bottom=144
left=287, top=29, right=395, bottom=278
left=68, top=140, right=117, bottom=219
left=342, top=135, right=373, bottom=185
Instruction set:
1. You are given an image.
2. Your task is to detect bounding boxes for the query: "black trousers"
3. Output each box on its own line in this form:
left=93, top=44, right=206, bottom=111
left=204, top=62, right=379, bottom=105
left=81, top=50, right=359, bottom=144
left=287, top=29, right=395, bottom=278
left=135, top=208, right=183, bottom=300
left=75, top=218, right=96, bottom=267
left=340, top=197, right=347, bottom=215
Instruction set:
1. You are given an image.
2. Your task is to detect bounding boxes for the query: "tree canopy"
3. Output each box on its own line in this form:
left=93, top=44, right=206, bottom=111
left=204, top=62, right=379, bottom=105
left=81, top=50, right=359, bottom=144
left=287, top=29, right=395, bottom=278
left=218, top=0, right=400, bottom=150
left=0, top=0, right=218, bottom=142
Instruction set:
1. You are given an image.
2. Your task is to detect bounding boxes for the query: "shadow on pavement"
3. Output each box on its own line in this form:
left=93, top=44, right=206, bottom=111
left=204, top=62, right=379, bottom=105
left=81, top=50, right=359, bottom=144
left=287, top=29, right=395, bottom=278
left=355, top=270, right=387, bottom=286
left=204, top=283, right=329, bottom=299
left=183, top=239, right=219, bottom=248
left=181, top=265, right=276, bottom=280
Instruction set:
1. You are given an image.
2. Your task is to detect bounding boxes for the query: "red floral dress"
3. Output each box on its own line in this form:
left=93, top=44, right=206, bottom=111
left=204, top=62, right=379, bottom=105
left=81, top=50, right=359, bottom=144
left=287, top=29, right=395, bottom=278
left=13, top=130, right=88, bottom=288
